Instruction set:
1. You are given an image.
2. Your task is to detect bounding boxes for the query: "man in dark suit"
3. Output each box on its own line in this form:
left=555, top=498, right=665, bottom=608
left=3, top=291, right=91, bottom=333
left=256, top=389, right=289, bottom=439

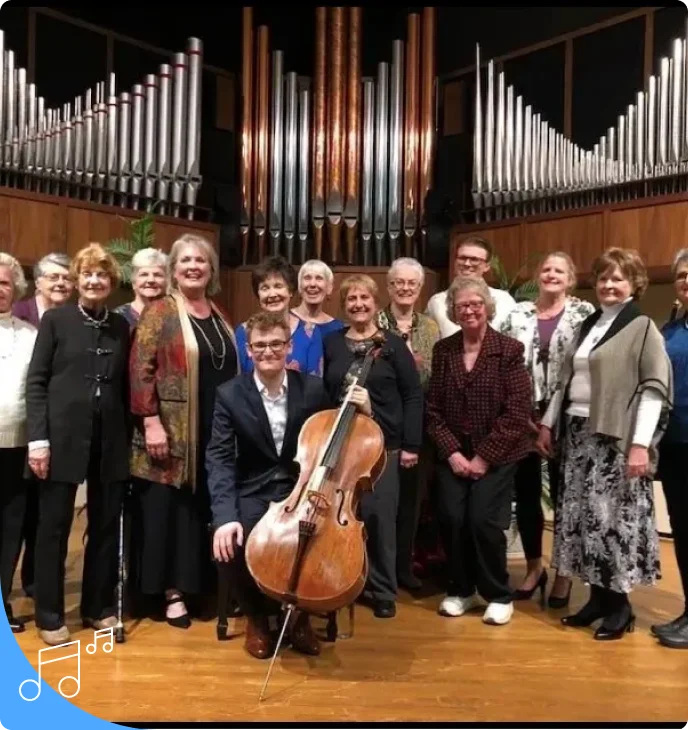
left=13, top=252, right=74, bottom=599
left=206, top=310, right=337, bottom=660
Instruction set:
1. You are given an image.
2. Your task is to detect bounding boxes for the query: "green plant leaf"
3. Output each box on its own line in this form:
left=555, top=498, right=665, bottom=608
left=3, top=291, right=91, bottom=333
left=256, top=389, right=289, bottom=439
left=105, top=213, right=157, bottom=287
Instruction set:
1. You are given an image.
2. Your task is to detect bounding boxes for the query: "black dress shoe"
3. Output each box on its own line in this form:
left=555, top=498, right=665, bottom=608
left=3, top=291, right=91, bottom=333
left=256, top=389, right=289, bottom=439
left=657, top=617, right=688, bottom=649
left=9, top=616, right=25, bottom=634
left=373, top=600, right=396, bottom=618
left=594, top=613, right=635, bottom=641
left=651, top=614, right=688, bottom=638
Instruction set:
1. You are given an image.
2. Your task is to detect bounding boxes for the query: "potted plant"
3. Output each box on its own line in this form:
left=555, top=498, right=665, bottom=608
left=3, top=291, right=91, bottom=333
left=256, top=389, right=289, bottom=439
left=106, top=212, right=156, bottom=287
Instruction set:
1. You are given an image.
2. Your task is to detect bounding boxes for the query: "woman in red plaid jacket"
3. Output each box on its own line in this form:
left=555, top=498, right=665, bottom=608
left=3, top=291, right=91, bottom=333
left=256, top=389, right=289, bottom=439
left=426, top=276, right=533, bottom=626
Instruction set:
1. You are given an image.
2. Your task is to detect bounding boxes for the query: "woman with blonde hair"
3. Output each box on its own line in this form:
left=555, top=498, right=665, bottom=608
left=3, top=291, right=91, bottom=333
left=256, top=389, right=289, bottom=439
left=26, top=243, right=131, bottom=645
left=129, top=233, right=240, bottom=629
left=500, top=251, right=594, bottom=606
left=0, top=252, right=38, bottom=633
left=322, top=274, right=423, bottom=619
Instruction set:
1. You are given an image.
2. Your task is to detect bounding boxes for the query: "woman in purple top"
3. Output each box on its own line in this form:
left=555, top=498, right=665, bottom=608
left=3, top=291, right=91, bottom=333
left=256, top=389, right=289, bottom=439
left=500, top=252, right=594, bottom=606
left=114, top=248, right=168, bottom=329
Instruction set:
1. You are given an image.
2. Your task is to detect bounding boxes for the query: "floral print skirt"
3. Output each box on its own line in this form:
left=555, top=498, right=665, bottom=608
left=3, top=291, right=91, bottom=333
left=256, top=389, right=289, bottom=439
left=551, top=415, right=661, bottom=594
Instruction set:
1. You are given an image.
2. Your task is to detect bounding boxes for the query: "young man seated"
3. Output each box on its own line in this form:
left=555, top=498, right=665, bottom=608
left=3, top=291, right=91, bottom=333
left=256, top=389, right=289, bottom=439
left=206, top=310, right=368, bottom=659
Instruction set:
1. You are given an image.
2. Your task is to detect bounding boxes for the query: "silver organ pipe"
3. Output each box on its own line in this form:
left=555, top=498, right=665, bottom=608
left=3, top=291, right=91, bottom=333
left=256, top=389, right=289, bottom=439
left=471, top=27, right=688, bottom=220
left=0, top=30, right=204, bottom=218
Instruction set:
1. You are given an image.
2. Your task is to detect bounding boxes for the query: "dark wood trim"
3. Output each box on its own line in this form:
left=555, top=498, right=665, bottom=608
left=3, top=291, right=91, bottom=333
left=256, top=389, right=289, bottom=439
left=34, top=6, right=233, bottom=79
left=644, top=10, right=654, bottom=82
left=440, top=6, right=662, bottom=83
left=27, top=8, right=36, bottom=83
left=564, top=38, right=573, bottom=137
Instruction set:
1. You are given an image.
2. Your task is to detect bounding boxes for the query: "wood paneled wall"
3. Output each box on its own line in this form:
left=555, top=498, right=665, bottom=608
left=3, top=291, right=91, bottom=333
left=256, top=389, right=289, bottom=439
left=0, top=188, right=219, bottom=267
left=219, top=267, right=441, bottom=328
left=450, top=192, right=688, bottom=287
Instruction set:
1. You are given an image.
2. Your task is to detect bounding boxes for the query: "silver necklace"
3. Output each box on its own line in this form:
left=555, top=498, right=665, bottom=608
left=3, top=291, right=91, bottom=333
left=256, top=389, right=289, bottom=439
left=78, top=302, right=109, bottom=327
left=190, top=313, right=228, bottom=371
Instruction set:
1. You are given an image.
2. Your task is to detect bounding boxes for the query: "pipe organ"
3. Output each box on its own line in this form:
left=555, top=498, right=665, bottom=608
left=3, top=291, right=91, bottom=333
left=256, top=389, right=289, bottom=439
left=471, top=18, right=688, bottom=223
left=240, top=6, right=437, bottom=267
left=0, top=31, right=204, bottom=220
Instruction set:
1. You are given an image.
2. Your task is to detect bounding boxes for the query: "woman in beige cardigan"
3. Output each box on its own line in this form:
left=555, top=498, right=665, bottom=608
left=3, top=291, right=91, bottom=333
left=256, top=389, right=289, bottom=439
left=537, top=248, right=672, bottom=641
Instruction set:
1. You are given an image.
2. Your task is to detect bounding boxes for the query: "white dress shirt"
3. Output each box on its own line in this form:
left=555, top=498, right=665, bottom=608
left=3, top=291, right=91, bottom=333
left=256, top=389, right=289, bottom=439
left=254, top=371, right=289, bottom=455
left=425, top=285, right=516, bottom=339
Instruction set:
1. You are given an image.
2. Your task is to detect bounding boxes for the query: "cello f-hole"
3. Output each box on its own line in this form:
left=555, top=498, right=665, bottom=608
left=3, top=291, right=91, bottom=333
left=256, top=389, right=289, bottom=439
left=335, top=488, right=348, bottom=526
left=284, top=481, right=307, bottom=513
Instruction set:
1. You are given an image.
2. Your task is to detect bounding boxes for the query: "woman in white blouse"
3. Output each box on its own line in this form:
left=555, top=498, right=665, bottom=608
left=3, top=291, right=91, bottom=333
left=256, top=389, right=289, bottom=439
left=537, top=247, right=672, bottom=641
left=0, top=252, right=38, bottom=633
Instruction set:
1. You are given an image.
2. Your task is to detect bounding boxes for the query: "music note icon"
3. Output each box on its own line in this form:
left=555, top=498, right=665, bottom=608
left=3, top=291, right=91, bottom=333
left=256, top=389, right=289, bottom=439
left=18, top=640, right=81, bottom=702
left=86, top=627, right=114, bottom=655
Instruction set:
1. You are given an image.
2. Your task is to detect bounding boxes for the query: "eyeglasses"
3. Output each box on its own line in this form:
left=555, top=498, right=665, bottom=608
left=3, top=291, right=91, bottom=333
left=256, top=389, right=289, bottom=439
left=675, top=271, right=688, bottom=283
left=454, top=300, right=485, bottom=313
left=390, top=279, right=421, bottom=291
left=42, top=273, right=73, bottom=283
left=249, top=339, right=289, bottom=353
left=456, top=255, right=487, bottom=267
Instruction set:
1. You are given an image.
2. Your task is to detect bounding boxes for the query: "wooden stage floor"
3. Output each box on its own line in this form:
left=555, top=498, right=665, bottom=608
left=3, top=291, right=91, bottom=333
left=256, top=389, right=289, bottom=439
left=10, top=512, right=688, bottom=725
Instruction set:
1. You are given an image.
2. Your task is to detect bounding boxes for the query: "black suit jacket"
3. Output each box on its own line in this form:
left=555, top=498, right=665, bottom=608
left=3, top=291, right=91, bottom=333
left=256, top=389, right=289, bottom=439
left=206, top=369, right=331, bottom=528
left=25, top=303, right=131, bottom=484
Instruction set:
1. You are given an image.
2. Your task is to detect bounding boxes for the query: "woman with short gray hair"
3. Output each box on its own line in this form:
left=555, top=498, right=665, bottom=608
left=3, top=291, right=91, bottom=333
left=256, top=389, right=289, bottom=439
left=13, top=252, right=73, bottom=329
left=0, top=252, right=37, bottom=634
left=115, top=247, right=168, bottom=328
left=292, top=258, right=344, bottom=338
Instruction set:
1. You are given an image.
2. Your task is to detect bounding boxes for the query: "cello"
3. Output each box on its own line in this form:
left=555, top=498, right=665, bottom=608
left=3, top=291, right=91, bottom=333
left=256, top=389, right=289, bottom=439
left=245, top=332, right=388, bottom=697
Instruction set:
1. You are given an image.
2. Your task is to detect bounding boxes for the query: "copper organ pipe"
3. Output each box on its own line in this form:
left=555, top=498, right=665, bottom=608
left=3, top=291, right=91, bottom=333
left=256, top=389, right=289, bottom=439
left=419, top=6, right=436, bottom=259
left=344, top=6, right=362, bottom=264
left=236, top=6, right=436, bottom=266
left=403, top=13, right=420, bottom=257
left=327, top=7, right=346, bottom=263
left=254, top=25, right=270, bottom=261
left=312, top=6, right=327, bottom=260
left=240, top=6, right=254, bottom=264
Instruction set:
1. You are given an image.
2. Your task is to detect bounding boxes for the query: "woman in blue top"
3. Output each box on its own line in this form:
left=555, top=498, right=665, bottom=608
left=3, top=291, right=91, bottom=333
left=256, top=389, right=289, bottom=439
left=234, top=255, right=323, bottom=375
left=292, top=259, right=346, bottom=339
left=654, top=248, right=688, bottom=649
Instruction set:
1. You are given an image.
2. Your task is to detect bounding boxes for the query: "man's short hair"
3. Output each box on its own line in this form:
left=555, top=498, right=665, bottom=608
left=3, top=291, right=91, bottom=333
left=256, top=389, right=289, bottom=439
left=244, top=311, right=291, bottom=342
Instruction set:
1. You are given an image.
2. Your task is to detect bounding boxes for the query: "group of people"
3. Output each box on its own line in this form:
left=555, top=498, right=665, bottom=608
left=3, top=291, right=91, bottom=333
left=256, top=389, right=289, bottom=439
left=0, top=231, right=686, bottom=660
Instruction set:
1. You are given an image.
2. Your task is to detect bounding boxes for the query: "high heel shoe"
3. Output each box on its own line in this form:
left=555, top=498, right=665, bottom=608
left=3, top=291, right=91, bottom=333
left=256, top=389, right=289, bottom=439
left=548, top=582, right=572, bottom=610
left=512, top=571, right=548, bottom=605
left=594, top=613, right=636, bottom=641
left=165, top=596, right=191, bottom=630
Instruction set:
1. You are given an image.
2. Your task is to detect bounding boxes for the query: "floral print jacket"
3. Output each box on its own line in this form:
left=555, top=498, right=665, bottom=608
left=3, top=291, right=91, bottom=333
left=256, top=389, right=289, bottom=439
left=376, top=306, right=440, bottom=391
left=499, top=296, right=595, bottom=412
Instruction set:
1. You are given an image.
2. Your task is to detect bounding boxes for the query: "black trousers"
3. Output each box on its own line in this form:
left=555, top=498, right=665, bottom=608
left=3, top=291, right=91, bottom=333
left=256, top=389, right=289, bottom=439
left=436, top=461, right=517, bottom=603
left=658, top=442, right=688, bottom=614
left=34, top=419, right=124, bottom=631
left=0, top=447, right=28, bottom=618
left=20, top=478, right=38, bottom=593
left=513, top=452, right=560, bottom=561
left=228, top=481, right=292, bottom=620
left=361, top=452, right=400, bottom=603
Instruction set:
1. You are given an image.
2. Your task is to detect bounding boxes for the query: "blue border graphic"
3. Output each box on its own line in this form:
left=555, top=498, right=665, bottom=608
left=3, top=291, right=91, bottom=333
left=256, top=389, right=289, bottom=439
left=0, top=613, right=120, bottom=730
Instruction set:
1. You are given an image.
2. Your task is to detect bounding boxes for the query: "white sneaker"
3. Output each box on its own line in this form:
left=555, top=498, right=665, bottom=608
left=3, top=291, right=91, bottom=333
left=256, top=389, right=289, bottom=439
left=482, top=602, right=514, bottom=625
left=438, top=593, right=481, bottom=617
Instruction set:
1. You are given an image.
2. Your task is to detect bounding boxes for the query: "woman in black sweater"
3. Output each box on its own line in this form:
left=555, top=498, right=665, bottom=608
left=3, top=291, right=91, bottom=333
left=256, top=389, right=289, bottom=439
left=323, top=274, right=423, bottom=619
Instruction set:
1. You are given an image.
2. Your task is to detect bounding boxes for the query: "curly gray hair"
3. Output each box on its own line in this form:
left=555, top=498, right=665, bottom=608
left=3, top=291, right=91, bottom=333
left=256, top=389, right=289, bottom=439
left=672, top=248, right=688, bottom=276
left=446, top=276, right=496, bottom=324
left=0, top=251, right=28, bottom=301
